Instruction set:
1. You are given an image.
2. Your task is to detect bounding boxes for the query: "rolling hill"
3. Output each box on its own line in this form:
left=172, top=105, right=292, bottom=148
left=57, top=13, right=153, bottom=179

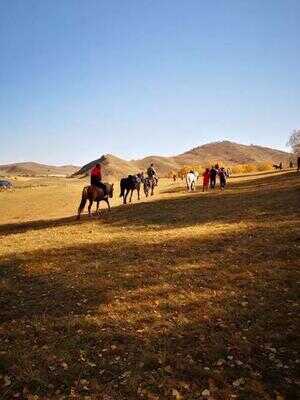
left=73, top=141, right=292, bottom=179
left=0, top=162, right=79, bottom=177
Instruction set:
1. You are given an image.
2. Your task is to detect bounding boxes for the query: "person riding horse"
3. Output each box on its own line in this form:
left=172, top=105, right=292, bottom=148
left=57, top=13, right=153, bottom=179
left=90, top=163, right=107, bottom=196
left=147, top=163, right=158, bottom=185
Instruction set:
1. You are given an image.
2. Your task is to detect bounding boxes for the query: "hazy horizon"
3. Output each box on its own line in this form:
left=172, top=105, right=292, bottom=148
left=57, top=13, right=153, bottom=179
left=1, top=1, right=299, bottom=166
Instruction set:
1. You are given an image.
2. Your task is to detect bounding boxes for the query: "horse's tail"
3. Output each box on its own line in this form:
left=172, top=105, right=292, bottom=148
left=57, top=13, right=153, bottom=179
left=119, top=179, right=125, bottom=198
left=77, top=186, right=88, bottom=219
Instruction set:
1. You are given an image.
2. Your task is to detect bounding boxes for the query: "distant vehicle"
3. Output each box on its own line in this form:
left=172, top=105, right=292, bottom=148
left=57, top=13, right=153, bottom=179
left=0, top=180, right=13, bottom=190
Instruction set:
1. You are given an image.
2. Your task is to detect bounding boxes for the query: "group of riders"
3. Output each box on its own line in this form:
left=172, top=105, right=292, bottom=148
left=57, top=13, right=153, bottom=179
left=77, top=163, right=159, bottom=219
left=90, top=162, right=158, bottom=198
left=78, top=158, right=299, bottom=219
left=89, top=161, right=228, bottom=200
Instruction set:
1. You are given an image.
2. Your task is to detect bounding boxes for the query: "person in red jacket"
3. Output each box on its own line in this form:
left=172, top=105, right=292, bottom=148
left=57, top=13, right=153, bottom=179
left=90, top=163, right=107, bottom=195
left=202, top=168, right=210, bottom=192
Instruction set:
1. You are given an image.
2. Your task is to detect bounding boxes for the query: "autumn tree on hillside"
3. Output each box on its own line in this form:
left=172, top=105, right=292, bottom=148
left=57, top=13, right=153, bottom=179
left=178, top=165, right=203, bottom=179
left=287, top=129, right=300, bottom=155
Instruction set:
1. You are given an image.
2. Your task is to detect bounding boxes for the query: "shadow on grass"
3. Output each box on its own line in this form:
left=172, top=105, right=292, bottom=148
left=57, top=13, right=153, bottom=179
left=0, top=217, right=299, bottom=398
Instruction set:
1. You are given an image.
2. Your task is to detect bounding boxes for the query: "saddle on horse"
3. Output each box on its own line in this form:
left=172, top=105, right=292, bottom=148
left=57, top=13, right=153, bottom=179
left=90, top=176, right=108, bottom=197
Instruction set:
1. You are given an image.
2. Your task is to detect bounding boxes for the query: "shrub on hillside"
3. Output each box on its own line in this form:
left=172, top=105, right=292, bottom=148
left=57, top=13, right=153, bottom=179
left=231, top=162, right=273, bottom=174
left=242, top=164, right=257, bottom=173
left=256, top=162, right=273, bottom=172
left=173, top=161, right=273, bottom=178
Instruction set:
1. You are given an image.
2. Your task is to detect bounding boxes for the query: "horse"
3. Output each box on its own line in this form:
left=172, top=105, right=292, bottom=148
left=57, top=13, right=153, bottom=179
left=273, top=163, right=282, bottom=170
left=186, top=171, right=198, bottom=191
left=0, top=180, right=13, bottom=190
left=144, top=176, right=158, bottom=197
left=120, top=174, right=143, bottom=204
left=77, top=183, right=114, bottom=220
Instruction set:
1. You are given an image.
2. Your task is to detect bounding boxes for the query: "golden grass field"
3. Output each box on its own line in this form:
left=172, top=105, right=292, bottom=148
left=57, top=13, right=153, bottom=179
left=0, top=171, right=299, bottom=399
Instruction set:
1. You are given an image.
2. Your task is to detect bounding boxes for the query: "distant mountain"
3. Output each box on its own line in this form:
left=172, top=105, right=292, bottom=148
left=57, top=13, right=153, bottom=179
left=0, top=162, right=79, bottom=177
left=73, top=141, right=292, bottom=179
left=174, top=141, right=290, bottom=165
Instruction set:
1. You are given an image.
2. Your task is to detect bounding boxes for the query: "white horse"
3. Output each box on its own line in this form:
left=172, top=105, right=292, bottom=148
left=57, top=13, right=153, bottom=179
left=186, top=171, right=198, bottom=191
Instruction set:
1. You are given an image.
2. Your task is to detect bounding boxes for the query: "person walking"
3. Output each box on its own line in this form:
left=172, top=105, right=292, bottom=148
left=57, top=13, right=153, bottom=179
left=202, top=168, right=210, bottom=192
left=209, top=166, right=217, bottom=189
left=219, top=167, right=227, bottom=190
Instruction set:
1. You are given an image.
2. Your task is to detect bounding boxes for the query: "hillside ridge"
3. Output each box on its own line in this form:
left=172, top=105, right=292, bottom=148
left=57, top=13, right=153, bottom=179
left=73, top=140, right=291, bottom=179
left=0, top=162, right=79, bottom=177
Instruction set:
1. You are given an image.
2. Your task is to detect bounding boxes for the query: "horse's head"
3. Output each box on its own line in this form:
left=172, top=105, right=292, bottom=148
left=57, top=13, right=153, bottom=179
left=137, top=172, right=144, bottom=180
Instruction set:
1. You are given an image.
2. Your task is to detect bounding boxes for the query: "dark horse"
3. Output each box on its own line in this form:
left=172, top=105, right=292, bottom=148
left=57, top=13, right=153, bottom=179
left=77, top=183, right=114, bottom=219
left=120, top=174, right=144, bottom=204
left=273, top=163, right=283, bottom=170
left=143, top=176, right=158, bottom=197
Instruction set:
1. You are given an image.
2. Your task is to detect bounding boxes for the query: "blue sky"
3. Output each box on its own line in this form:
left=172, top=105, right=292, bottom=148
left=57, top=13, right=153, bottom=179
left=0, top=0, right=299, bottom=165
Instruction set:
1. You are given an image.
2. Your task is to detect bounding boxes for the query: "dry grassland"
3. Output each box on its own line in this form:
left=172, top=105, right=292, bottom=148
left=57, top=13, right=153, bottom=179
left=0, top=171, right=299, bottom=399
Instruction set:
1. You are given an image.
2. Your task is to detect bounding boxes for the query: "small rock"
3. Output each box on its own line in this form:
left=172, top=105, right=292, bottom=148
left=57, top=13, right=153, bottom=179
left=4, top=375, right=11, bottom=386
left=172, top=389, right=182, bottom=399
left=202, top=389, right=210, bottom=397
left=61, top=362, right=68, bottom=370
left=233, top=378, right=245, bottom=387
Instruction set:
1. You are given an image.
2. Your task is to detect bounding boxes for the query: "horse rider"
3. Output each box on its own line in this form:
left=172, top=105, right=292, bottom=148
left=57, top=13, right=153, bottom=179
left=90, top=163, right=107, bottom=196
left=147, top=163, right=158, bottom=184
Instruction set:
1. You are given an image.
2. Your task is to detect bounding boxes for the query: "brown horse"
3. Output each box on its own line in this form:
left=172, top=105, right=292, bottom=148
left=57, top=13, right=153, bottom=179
left=77, top=183, right=114, bottom=219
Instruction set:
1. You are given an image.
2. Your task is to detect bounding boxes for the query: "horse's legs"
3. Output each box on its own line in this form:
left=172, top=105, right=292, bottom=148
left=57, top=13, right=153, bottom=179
left=129, top=189, right=133, bottom=203
left=88, top=200, right=93, bottom=217
left=104, top=198, right=111, bottom=211
left=137, top=187, right=140, bottom=200
left=96, top=201, right=100, bottom=214
left=124, top=189, right=128, bottom=204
